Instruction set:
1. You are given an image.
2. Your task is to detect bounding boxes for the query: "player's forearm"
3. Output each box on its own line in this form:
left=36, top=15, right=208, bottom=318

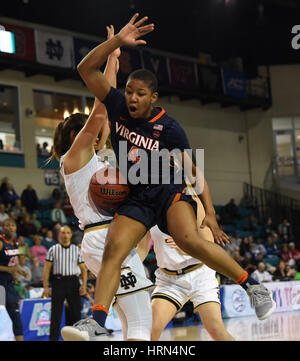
left=104, top=55, right=119, bottom=88
left=77, top=36, right=122, bottom=77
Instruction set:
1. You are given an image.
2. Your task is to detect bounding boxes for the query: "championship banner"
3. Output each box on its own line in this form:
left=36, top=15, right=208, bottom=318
left=197, top=64, right=223, bottom=95
left=168, top=57, right=198, bottom=89
left=221, top=281, right=300, bottom=319
left=73, top=37, right=100, bottom=68
left=34, top=30, right=74, bottom=68
left=222, top=68, right=247, bottom=99
left=141, top=49, right=170, bottom=87
left=118, top=47, right=142, bottom=83
left=20, top=298, right=65, bottom=341
left=0, top=23, right=35, bottom=61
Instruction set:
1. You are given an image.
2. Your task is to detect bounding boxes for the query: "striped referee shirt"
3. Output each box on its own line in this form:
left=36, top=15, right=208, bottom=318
left=46, top=243, right=84, bottom=276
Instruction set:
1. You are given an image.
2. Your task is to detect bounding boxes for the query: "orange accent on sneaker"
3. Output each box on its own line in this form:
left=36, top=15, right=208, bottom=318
left=235, top=271, right=248, bottom=285
left=92, top=304, right=109, bottom=314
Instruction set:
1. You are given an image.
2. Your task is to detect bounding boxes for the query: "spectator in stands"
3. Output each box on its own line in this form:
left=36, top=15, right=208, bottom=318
left=240, top=253, right=256, bottom=275
left=36, top=143, right=42, bottom=156
left=17, top=236, right=33, bottom=261
left=2, top=183, right=19, bottom=207
left=239, top=236, right=250, bottom=257
left=40, top=142, right=51, bottom=157
left=12, top=272, right=27, bottom=299
left=62, top=196, right=74, bottom=218
left=278, top=219, right=293, bottom=240
left=272, top=259, right=296, bottom=281
left=0, top=203, right=9, bottom=227
left=251, top=262, right=273, bottom=283
left=18, top=254, right=32, bottom=289
left=287, top=242, right=300, bottom=268
left=240, top=192, right=256, bottom=210
left=11, top=199, right=22, bottom=219
left=51, top=201, right=67, bottom=225
left=42, top=230, right=56, bottom=250
left=29, top=255, right=44, bottom=287
left=30, top=235, right=48, bottom=266
left=18, top=214, right=37, bottom=238
left=31, top=212, right=42, bottom=232
left=254, top=238, right=267, bottom=257
left=262, top=217, right=275, bottom=238
left=52, top=222, right=62, bottom=242
left=0, top=177, right=9, bottom=199
left=21, top=184, right=39, bottom=214
left=0, top=139, right=3, bottom=150
left=265, top=235, right=280, bottom=259
left=225, top=230, right=242, bottom=256
left=244, top=214, right=258, bottom=232
left=219, top=198, right=240, bottom=226
left=48, top=188, right=62, bottom=208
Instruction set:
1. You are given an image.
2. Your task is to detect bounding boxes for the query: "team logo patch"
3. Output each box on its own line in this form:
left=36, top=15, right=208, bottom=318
left=120, top=271, right=137, bottom=290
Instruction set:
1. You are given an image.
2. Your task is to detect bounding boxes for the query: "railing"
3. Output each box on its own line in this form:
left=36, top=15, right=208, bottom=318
left=243, top=183, right=300, bottom=246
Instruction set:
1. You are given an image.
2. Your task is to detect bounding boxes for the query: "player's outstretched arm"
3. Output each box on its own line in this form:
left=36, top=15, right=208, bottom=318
left=77, top=13, right=154, bottom=102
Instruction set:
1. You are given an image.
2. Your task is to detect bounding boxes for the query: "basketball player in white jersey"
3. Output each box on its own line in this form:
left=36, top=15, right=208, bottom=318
left=138, top=188, right=234, bottom=341
left=51, top=27, right=153, bottom=341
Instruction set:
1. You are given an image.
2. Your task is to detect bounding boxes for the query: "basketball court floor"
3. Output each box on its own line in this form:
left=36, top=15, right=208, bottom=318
left=106, top=310, right=300, bottom=341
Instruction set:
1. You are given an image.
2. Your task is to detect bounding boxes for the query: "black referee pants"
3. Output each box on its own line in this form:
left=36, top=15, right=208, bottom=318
left=50, top=275, right=81, bottom=341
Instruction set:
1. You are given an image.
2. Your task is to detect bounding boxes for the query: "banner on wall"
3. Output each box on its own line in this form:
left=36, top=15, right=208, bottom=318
left=73, top=37, right=101, bottom=68
left=34, top=30, right=74, bottom=68
left=221, top=281, right=300, bottom=318
left=198, top=64, right=223, bottom=95
left=20, top=298, right=65, bottom=341
left=118, top=47, right=142, bottom=83
left=141, top=49, right=170, bottom=87
left=0, top=23, right=35, bottom=61
left=168, top=57, right=198, bottom=90
left=222, top=69, right=247, bottom=99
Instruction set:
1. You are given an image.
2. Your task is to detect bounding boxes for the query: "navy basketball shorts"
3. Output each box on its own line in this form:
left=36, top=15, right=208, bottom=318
left=0, top=280, right=23, bottom=337
left=116, top=183, right=197, bottom=234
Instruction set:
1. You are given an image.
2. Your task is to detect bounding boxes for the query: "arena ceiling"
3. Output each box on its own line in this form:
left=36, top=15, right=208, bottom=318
left=1, top=0, right=300, bottom=73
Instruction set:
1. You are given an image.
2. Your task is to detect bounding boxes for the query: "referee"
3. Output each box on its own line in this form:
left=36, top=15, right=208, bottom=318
left=42, top=225, right=87, bottom=341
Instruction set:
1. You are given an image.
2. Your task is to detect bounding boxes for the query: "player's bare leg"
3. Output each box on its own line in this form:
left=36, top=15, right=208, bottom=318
left=167, top=201, right=245, bottom=280
left=94, top=215, right=147, bottom=310
left=151, top=298, right=177, bottom=341
left=195, top=303, right=235, bottom=341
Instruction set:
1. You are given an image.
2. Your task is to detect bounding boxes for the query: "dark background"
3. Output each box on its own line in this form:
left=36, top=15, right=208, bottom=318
left=1, top=0, right=300, bottom=70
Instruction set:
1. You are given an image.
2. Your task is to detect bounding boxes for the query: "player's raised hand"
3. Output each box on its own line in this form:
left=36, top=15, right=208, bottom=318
left=117, top=13, right=154, bottom=47
left=106, top=25, right=121, bottom=58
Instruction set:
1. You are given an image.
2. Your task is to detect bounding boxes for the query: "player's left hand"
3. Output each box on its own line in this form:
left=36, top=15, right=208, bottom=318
left=106, top=25, right=121, bottom=58
left=200, top=214, right=231, bottom=247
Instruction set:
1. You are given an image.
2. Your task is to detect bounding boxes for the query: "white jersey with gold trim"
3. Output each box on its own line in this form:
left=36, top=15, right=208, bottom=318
left=60, top=153, right=112, bottom=230
left=150, top=225, right=201, bottom=270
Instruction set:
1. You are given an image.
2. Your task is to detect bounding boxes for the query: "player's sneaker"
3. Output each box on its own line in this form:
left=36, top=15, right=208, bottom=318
left=246, top=284, right=276, bottom=320
left=61, top=316, right=110, bottom=341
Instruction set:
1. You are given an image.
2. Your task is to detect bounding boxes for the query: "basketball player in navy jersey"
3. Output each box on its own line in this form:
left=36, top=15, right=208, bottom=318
left=0, top=218, right=26, bottom=341
left=76, top=13, right=275, bottom=334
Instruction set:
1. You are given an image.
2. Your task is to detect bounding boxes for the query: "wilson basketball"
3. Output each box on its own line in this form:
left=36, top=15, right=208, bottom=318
left=89, top=166, right=130, bottom=214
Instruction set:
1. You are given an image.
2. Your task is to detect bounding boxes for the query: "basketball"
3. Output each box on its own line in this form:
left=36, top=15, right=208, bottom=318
left=89, top=166, right=130, bottom=214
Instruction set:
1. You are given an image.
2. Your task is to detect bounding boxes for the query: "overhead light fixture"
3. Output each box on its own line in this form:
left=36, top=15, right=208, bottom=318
left=84, top=106, right=90, bottom=115
left=73, top=106, right=79, bottom=114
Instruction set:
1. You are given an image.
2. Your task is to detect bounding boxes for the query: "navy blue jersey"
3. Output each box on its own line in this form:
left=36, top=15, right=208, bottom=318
left=0, top=234, right=19, bottom=282
left=103, top=86, right=191, bottom=186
